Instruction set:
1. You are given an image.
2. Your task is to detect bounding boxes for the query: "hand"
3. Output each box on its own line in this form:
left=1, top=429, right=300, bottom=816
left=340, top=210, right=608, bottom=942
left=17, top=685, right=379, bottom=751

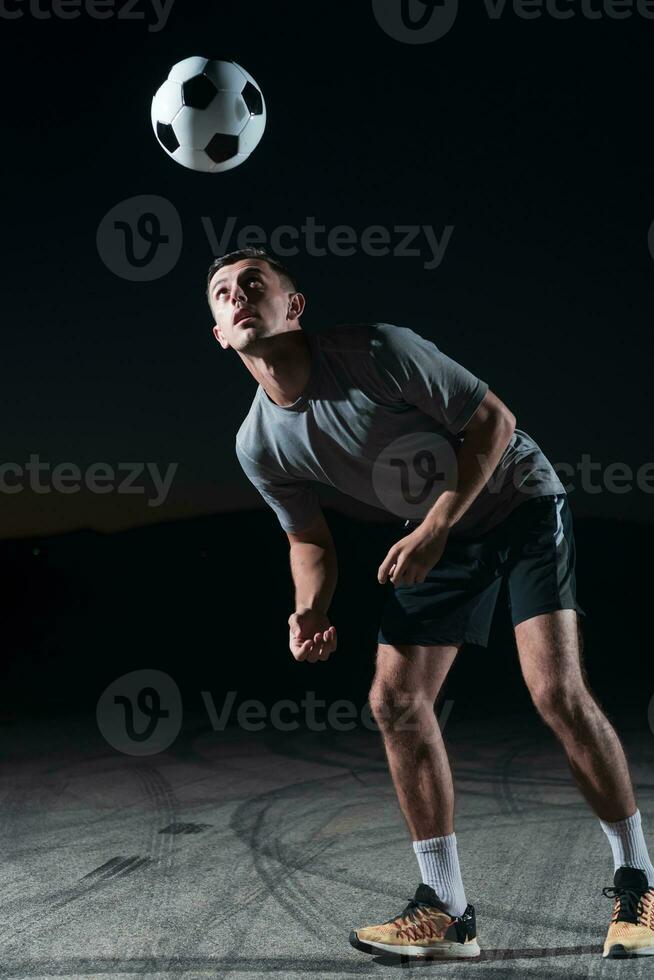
left=288, top=609, right=338, bottom=663
left=378, top=524, right=449, bottom=587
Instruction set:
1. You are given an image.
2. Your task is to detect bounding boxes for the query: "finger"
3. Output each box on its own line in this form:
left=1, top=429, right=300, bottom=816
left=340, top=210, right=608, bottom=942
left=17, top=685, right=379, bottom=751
left=307, top=633, right=323, bottom=663
left=324, top=628, right=337, bottom=654
left=378, top=550, right=399, bottom=584
left=308, top=645, right=322, bottom=664
left=293, top=638, right=314, bottom=661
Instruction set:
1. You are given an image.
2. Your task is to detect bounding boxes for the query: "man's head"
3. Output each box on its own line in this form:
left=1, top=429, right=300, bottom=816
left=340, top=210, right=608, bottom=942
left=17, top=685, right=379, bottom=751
left=207, top=247, right=305, bottom=352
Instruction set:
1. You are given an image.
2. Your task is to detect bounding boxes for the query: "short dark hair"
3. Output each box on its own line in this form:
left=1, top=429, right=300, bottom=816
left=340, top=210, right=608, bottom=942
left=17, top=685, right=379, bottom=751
left=206, top=247, right=300, bottom=306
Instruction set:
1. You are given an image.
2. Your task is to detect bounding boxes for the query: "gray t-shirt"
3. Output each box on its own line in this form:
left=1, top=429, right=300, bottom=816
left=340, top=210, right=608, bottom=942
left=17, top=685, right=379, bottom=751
left=235, top=323, right=565, bottom=538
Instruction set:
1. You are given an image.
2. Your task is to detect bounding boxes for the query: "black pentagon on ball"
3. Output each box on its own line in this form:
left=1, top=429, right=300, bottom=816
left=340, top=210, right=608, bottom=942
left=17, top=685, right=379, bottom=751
left=156, top=121, right=179, bottom=153
left=241, top=80, right=263, bottom=116
left=182, top=73, right=217, bottom=110
left=205, top=132, right=240, bottom=164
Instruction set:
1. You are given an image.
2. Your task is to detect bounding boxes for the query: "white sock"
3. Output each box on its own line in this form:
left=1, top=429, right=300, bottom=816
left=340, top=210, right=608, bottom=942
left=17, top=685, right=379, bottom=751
left=412, top=832, right=467, bottom=918
left=600, top=809, right=654, bottom=887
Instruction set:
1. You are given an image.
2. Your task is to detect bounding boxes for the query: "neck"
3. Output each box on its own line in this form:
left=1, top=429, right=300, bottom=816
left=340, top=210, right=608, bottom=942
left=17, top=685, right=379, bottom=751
left=241, top=329, right=311, bottom=407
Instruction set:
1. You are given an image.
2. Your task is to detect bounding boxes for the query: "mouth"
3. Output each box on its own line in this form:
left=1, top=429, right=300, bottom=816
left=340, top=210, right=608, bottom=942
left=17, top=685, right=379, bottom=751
left=234, top=309, right=257, bottom=326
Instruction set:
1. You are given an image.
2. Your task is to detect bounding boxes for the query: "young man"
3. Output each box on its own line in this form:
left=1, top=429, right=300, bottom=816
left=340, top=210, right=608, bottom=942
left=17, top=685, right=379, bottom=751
left=209, top=246, right=654, bottom=960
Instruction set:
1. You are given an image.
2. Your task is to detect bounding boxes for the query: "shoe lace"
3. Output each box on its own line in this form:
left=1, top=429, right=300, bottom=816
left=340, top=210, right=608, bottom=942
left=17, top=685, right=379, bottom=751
left=385, top=897, right=424, bottom=927
left=384, top=897, right=442, bottom=941
left=602, top=885, right=643, bottom=923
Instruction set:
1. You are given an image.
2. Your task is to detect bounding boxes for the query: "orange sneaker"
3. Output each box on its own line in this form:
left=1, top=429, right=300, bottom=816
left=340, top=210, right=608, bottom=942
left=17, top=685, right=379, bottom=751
left=349, top=883, right=480, bottom=960
left=603, top=867, right=654, bottom=958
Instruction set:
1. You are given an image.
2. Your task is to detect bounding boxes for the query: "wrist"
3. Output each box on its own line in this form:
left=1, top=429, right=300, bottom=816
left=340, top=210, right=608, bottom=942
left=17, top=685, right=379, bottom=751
left=295, top=603, right=328, bottom=616
left=418, top=514, right=452, bottom=536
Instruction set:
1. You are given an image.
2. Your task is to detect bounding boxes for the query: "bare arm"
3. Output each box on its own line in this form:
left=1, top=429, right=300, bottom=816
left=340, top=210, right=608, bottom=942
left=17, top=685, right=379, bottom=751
left=422, top=388, right=516, bottom=533
left=378, top=390, right=516, bottom=586
left=286, top=511, right=339, bottom=662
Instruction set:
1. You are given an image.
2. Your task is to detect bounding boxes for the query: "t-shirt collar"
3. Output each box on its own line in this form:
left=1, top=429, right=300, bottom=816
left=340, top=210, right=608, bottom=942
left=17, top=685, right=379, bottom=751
left=259, top=330, right=320, bottom=413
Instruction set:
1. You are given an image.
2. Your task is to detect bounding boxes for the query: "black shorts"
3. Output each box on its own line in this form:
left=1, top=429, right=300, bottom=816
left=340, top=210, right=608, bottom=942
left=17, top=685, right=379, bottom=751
left=377, top=494, right=585, bottom=648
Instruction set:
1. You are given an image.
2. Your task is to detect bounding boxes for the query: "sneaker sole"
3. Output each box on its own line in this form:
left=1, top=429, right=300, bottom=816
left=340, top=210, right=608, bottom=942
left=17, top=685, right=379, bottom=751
left=349, top=930, right=481, bottom=959
left=604, top=944, right=654, bottom=959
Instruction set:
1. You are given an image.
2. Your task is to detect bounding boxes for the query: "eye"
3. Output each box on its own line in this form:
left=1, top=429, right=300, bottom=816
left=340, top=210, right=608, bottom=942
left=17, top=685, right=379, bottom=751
left=216, top=287, right=227, bottom=297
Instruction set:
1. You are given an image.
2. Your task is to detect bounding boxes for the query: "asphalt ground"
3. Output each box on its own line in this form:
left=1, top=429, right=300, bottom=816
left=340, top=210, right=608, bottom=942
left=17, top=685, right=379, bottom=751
left=0, top=709, right=652, bottom=980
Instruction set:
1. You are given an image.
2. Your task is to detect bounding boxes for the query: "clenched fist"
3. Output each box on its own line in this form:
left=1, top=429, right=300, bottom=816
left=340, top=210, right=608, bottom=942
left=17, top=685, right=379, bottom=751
left=288, top=608, right=338, bottom=663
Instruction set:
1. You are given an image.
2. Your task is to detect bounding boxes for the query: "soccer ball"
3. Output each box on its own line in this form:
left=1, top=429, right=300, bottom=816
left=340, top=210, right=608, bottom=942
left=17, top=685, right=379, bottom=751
left=151, top=57, right=266, bottom=173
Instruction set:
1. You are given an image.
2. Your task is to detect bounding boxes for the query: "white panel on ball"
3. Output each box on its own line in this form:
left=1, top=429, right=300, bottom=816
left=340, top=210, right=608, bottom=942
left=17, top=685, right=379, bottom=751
left=171, top=146, right=214, bottom=173
left=238, top=113, right=267, bottom=156
left=204, top=60, right=247, bottom=91
left=150, top=79, right=183, bottom=127
left=169, top=56, right=210, bottom=83
left=172, top=97, right=247, bottom=147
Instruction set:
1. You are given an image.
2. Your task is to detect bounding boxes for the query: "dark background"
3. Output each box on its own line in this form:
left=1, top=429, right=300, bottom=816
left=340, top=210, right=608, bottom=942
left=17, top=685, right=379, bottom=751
left=0, top=1, right=652, bottom=721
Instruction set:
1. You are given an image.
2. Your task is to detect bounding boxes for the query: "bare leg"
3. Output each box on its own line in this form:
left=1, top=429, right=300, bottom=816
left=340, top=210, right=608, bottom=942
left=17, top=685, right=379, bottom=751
left=369, top=642, right=461, bottom=840
left=515, top=609, right=636, bottom=822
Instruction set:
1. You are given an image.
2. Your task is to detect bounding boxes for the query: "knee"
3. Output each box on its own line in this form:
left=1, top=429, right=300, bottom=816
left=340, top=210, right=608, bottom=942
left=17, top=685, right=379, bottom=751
left=529, top=681, right=590, bottom=730
left=368, top=679, right=432, bottom=734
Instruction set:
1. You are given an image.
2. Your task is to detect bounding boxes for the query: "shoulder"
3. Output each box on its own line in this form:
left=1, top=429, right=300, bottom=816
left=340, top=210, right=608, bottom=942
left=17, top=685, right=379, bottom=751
left=368, top=322, right=431, bottom=352
left=311, top=321, right=424, bottom=356
left=362, top=323, right=440, bottom=369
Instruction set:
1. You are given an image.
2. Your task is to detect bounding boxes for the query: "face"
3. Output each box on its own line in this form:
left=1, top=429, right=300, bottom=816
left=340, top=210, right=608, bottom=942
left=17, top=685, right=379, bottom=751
left=210, top=258, right=304, bottom=351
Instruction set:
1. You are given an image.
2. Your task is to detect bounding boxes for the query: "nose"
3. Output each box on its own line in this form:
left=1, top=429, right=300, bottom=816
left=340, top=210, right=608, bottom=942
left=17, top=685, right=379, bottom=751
left=230, top=281, right=247, bottom=304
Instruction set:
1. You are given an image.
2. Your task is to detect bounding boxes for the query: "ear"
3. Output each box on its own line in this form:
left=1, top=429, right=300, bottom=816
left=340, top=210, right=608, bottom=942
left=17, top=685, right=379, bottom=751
left=212, top=324, right=229, bottom=349
left=287, top=291, right=306, bottom=321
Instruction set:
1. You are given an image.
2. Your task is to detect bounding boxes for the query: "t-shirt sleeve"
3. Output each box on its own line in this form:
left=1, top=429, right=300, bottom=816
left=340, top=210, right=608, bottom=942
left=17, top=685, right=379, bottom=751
left=370, top=324, right=489, bottom=435
left=235, top=441, right=322, bottom=534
